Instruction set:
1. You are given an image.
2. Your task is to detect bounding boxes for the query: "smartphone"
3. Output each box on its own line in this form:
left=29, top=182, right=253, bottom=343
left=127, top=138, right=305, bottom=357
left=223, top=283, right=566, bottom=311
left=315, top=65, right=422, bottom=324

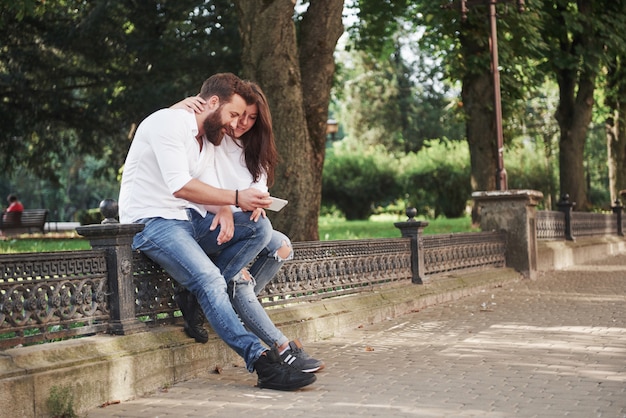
left=268, top=196, right=288, bottom=212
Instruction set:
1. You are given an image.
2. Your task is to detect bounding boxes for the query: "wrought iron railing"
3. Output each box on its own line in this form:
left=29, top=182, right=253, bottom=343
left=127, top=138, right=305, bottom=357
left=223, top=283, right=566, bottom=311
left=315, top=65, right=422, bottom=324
left=536, top=210, right=622, bottom=240
left=0, top=250, right=110, bottom=348
left=536, top=211, right=566, bottom=240
left=423, top=231, right=506, bottom=275
left=1, top=227, right=507, bottom=348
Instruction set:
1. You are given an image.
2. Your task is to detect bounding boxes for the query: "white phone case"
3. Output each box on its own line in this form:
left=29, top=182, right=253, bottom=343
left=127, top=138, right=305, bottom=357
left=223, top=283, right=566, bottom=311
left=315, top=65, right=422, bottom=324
left=268, top=196, right=288, bottom=211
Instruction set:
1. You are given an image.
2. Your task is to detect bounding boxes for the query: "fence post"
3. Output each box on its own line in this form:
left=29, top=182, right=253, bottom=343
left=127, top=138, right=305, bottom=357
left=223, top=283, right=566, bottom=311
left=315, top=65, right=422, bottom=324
left=612, top=199, right=624, bottom=237
left=76, top=199, right=146, bottom=335
left=394, top=208, right=428, bottom=284
left=472, top=190, right=543, bottom=279
left=557, top=194, right=575, bottom=241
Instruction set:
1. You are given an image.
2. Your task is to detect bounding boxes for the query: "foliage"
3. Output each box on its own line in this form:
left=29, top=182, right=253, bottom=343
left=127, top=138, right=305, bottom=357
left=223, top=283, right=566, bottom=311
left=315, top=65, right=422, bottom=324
left=334, top=46, right=465, bottom=154
left=46, top=385, right=78, bottom=418
left=322, top=141, right=401, bottom=220
left=0, top=154, right=121, bottom=221
left=75, top=208, right=105, bottom=226
left=400, top=140, right=472, bottom=218
left=0, top=0, right=241, bottom=216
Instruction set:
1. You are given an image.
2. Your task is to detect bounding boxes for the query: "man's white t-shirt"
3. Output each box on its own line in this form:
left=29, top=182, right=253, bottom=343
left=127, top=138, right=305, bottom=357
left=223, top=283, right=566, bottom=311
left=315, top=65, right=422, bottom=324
left=119, top=109, right=213, bottom=224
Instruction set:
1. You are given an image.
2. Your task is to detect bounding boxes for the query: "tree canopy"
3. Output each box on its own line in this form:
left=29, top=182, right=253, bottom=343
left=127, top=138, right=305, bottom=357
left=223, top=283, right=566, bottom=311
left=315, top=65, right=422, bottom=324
left=1, top=0, right=241, bottom=182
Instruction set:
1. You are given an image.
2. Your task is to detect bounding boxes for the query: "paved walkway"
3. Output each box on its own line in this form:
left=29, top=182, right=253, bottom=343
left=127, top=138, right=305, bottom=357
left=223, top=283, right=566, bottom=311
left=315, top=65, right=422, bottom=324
left=88, top=255, right=626, bottom=418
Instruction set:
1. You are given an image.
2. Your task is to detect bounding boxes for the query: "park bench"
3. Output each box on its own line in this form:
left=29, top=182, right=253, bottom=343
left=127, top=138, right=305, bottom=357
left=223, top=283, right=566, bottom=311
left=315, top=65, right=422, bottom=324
left=0, top=208, right=48, bottom=235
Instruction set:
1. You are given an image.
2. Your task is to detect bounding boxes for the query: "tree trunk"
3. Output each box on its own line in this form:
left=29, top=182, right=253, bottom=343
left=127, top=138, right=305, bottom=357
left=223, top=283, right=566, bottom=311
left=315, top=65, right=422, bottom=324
left=607, top=104, right=626, bottom=203
left=459, top=16, right=498, bottom=224
left=462, top=70, right=497, bottom=224
left=234, top=0, right=343, bottom=241
left=554, top=65, right=597, bottom=211
left=551, top=0, right=604, bottom=212
left=606, top=55, right=626, bottom=205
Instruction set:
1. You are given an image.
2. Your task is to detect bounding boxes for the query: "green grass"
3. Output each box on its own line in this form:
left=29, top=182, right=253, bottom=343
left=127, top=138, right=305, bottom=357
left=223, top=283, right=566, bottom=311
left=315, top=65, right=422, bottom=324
left=319, top=214, right=478, bottom=240
left=0, top=215, right=478, bottom=253
left=0, top=235, right=91, bottom=253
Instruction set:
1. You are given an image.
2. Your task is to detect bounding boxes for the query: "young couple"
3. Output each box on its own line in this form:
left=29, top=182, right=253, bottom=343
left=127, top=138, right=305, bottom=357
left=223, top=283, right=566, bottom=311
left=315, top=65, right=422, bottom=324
left=119, top=73, right=322, bottom=391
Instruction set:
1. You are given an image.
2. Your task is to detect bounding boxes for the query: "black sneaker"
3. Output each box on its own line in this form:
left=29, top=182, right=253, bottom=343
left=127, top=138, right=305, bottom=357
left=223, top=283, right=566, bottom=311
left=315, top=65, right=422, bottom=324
left=254, top=347, right=317, bottom=391
left=174, top=289, right=209, bottom=344
left=280, top=339, right=325, bottom=373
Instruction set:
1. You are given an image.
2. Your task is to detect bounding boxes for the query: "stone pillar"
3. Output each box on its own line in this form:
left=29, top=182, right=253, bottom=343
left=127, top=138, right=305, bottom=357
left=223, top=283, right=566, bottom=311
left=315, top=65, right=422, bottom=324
left=472, top=190, right=543, bottom=279
left=394, top=208, right=429, bottom=284
left=76, top=200, right=146, bottom=335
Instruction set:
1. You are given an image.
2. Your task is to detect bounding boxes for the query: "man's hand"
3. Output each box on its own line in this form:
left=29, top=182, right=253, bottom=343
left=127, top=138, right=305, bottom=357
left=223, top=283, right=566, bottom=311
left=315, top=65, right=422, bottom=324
left=210, top=206, right=235, bottom=245
left=237, top=188, right=272, bottom=212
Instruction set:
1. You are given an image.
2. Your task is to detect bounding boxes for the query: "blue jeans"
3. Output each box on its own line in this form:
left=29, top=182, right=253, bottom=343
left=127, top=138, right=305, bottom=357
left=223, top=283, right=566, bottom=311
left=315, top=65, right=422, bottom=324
left=214, top=228, right=294, bottom=348
left=132, top=209, right=272, bottom=372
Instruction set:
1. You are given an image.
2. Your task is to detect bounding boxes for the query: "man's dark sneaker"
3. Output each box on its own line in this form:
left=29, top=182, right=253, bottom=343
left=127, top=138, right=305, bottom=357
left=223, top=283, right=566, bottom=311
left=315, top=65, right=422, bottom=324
left=255, top=347, right=317, bottom=391
left=280, top=339, right=325, bottom=373
left=174, top=289, right=209, bottom=344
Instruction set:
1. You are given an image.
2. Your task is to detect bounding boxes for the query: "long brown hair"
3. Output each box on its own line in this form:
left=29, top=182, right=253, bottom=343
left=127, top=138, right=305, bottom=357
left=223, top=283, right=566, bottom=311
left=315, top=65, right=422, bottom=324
left=240, top=82, right=279, bottom=187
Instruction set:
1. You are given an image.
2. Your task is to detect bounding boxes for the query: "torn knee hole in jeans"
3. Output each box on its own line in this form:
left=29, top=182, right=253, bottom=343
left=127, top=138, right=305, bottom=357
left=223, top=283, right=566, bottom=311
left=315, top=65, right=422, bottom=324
left=231, top=269, right=256, bottom=299
left=273, top=240, right=293, bottom=261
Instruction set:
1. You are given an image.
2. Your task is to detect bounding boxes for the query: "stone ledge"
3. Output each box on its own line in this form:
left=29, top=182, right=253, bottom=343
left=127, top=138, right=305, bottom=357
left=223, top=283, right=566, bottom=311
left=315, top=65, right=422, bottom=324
left=537, top=236, right=626, bottom=271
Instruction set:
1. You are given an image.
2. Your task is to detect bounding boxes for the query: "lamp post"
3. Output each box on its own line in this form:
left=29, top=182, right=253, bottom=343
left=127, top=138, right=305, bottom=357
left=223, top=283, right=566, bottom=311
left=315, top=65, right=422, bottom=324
left=326, top=118, right=339, bottom=142
left=461, top=0, right=524, bottom=191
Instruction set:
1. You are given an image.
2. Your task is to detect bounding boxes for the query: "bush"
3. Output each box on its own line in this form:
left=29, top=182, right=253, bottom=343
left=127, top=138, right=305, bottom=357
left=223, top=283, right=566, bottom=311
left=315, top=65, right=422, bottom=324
left=322, top=142, right=401, bottom=220
left=74, top=207, right=103, bottom=225
left=400, top=140, right=471, bottom=218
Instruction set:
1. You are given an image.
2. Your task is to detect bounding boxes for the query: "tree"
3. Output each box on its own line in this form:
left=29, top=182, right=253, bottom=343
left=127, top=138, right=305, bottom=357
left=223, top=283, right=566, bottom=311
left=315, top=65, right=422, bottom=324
left=605, top=54, right=626, bottom=204
left=354, top=0, right=545, bottom=222
left=0, top=0, right=242, bottom=217
left=335, top=43, right=464, bottom=155
left=234, top=0, right=344, bottom=240
left=0, top=0, right=241, bottom=178
left=538, top=0, right=626, bottom=210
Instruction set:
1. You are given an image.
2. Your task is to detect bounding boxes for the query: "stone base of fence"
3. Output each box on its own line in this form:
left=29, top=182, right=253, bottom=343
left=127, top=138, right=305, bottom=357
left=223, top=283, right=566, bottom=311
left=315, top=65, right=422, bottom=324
left=0, top=267, right=521, bottom=418
left=537, top=235, right=626, bottom=271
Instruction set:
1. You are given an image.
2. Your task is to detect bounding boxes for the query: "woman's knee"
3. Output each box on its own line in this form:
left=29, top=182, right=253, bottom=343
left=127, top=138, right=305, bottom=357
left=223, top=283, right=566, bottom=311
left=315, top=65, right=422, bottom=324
left=269, top=231, right=293, bottom=261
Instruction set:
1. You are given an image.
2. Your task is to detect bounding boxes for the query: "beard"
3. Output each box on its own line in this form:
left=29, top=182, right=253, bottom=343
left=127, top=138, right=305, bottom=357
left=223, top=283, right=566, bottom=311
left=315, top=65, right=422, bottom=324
left=202, top=109, right=233, bottom=145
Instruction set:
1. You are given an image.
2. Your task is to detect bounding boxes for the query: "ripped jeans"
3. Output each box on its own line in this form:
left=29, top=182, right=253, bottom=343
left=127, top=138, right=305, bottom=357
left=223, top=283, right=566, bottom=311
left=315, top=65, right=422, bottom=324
left=214, top=229, right=294, bottom=348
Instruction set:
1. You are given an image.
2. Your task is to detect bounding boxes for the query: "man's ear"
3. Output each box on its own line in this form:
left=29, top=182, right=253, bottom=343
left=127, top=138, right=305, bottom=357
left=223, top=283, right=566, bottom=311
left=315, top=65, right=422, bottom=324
left=206, top=95, right=220, bottom=110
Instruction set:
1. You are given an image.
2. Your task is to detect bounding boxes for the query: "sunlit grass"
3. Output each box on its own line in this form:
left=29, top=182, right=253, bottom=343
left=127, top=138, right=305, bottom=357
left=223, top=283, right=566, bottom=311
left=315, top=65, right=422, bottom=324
left=318, top=214, right=478, bottom=241
left=0, top=235, right=90, bottom=253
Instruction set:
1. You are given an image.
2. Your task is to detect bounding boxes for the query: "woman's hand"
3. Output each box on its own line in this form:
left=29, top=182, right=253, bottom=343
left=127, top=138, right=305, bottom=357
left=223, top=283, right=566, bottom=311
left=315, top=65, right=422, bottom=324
left=249, top=207, right=267, bottom=222
left=171, top=96, right=206, bottom=114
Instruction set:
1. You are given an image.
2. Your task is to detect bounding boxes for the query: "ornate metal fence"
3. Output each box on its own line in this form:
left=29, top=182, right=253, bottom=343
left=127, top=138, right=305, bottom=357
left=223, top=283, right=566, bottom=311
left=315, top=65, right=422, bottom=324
left=536, top=211, right=566, bottom=240
left=0, top=250, right=109, bottom=348
left=536, top=210, right=621, bottom=240
left=571, top=212, right=617, bottom=237
left=259, top=238, right=413, bottom=306
left=423, top=231, right=506, bottom=275
left=1, top=227, right=507, bottom=348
